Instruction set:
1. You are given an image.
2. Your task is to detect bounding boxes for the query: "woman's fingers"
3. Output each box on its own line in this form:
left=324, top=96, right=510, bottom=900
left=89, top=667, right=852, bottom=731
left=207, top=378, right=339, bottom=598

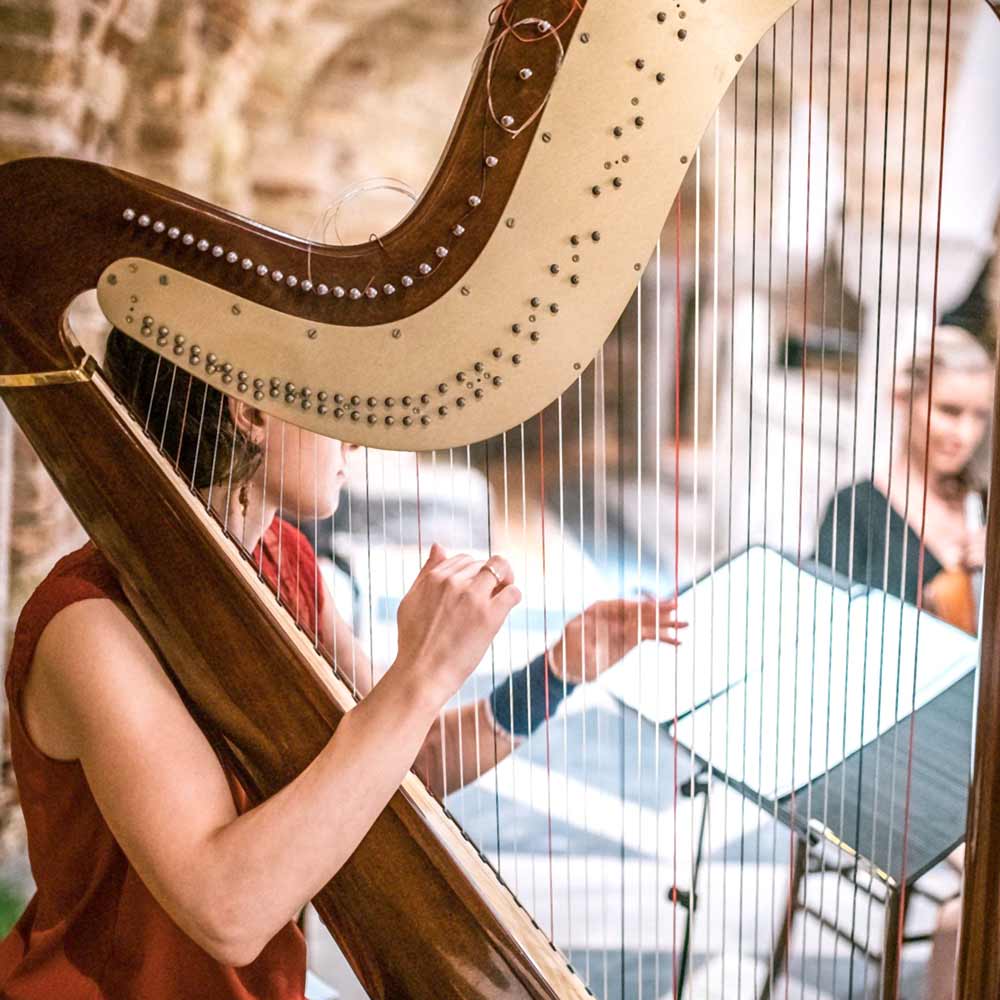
left=642, top=617, right=688, bottom=641
left=492, top=583, right=523, bottom=614
left=418, top=542, right=448, bottom=576
left=469, top=555, right=515, bottom=596
left=592, top=599, right=685, bottom=641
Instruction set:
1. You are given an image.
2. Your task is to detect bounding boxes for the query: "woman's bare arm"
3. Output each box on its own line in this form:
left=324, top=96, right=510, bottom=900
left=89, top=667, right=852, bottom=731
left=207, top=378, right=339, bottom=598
left=24, top=546, right=520, bottom=967
left=316, top=576, right=683, bottom=799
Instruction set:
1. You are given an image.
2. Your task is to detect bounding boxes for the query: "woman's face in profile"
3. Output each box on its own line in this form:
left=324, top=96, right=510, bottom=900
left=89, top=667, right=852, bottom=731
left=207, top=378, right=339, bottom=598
left=258, top=417, right=357, bottom=519
left=909, top=370, right=993, bottom=479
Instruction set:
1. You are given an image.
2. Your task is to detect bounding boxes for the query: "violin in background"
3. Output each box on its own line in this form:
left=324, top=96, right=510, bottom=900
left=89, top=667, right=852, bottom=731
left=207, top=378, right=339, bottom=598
left=923, top=492, right=986, bottom=636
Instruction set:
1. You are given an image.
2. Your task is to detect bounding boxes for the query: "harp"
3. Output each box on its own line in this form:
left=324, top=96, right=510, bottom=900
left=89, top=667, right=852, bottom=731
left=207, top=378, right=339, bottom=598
left=1, top=0, right=998, bottom=997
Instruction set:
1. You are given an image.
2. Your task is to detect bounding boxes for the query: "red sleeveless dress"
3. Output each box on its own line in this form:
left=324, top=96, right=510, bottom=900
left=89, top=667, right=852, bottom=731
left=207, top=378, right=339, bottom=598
left=0, top=517, right=323, bottom=999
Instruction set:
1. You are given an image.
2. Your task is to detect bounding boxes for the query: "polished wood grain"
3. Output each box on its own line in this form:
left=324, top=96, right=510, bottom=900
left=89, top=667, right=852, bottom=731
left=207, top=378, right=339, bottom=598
left=957, top=362, right=1000, bottom=1000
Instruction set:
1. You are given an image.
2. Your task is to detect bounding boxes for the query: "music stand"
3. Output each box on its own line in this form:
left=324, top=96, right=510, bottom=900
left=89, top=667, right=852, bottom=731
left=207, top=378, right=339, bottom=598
left=672, top=657, right=974, bottom=999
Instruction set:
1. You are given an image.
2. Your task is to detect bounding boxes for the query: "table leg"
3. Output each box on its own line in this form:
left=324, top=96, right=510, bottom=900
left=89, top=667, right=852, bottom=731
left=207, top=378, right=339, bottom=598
left=759, top=836, right=808, bottom=1000
left=881, top=887, right=902, bottom=1000
left=677, top=777, right=710, bottom=996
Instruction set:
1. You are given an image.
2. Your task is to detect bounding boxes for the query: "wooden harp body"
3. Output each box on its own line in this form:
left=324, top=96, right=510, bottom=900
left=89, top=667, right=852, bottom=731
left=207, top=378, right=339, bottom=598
left=2, top=0, right=999, bottom=997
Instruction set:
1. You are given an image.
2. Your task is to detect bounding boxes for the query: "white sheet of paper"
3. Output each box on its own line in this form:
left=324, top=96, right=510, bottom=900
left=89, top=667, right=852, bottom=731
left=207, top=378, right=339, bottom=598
left=599, top=547, right=854, bottom=723
left=668, top=549, right=978, bottom=798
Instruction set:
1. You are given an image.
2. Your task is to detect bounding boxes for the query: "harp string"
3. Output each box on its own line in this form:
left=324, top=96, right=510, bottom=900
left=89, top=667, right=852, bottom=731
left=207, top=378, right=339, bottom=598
left=190, top=375, right=210, bottom=500
left=706, top=105, right=721, bottom=1000
left=256, top=412, right=269, bottom=580
left=484, top=441, right=503, bottom=870
left=845, top=0, right=883, bottom=981
left=654, top=231, right=664, bottom=998
left=671, top=181, right=684, bottom=1000
left=829, top=1, right=858, bottom=992
left=813, top=0, right=840, bottom=986
left=777, top=10, right=797, bottom=993
left=345, top=467, right=358, bottom=696
left=519, top=421, right=539, bottom=920
left=594, top=348, right=610, bottom=1000
left=172, top=372, right=193, bottom=478
left=430, top=449, right=449, bottom=806
left=633, top=211, right=644, bottom=1000
left=221, top=391, right=238, bottom=536
left=205, top=384, right=226, bottom=517
left=793, top=3, right=818, bottom=995
left=760, top=26, right=780, bottom=986
left=379, top=449, right=389, bottom=693
left=722, top=67, right=739, bottom=996
left=447, top=446, right=466, bottom=822
left=536, top=408, right=557, bottom=940
left=856, top=0, right=901, bottom=982
left=860, top=0, right=918, bottom=988
left=889, top=0, right=924, bottom=971
left=362, top=448, right=376, bottom=700
left=575, top=374, right=591, bottom=985
left=143, top=355, right=162, bottom=438
left=686, top=142, right=701, bottom=1000
left=555, top=395, right=570, bottom=954
left=897, top=0, right=955, bottom=977
left=500, top=429, right=521, bottom=898
left=613, top=316, right=624, bottom=1000
left=312, top=424, right=320, bottom=650
left=742, top=40, right=763, bottom=990
left=468, top=446, right=484, bottom=808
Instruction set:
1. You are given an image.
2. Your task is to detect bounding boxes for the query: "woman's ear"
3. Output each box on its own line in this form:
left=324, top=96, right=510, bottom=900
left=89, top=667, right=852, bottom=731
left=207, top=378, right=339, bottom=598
left=227, top=397, right=267, bottom=438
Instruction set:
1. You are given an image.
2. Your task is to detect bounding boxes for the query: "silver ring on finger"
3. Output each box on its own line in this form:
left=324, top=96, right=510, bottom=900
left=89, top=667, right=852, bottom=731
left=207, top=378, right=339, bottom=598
left=480, top=562, right=504, bottom=586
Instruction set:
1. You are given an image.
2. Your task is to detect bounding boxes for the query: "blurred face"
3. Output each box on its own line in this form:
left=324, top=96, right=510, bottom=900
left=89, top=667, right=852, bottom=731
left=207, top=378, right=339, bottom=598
left=903, top=370, right=993, bottom=480
left=248, top=410, right=357, bottom=519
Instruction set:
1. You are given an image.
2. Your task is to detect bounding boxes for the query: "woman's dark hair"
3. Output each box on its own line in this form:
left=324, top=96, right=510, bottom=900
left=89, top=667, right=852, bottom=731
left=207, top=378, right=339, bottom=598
left=104, top=327, right=261, bottom=490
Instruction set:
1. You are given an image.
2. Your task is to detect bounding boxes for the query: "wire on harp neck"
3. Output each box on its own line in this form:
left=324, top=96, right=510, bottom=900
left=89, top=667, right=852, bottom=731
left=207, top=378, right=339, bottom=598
left=302, top=177, right=417, bottom=288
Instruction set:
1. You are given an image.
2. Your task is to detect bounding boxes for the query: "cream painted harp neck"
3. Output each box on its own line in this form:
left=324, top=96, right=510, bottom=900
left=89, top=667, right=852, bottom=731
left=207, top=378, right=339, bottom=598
left=2, top=0, right=790, bottom=450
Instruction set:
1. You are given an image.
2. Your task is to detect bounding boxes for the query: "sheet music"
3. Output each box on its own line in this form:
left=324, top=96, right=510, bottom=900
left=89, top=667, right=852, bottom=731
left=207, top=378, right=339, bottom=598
left=599, top=547, right=855, bottom=723
left=666, top=548, right=979, bottom=799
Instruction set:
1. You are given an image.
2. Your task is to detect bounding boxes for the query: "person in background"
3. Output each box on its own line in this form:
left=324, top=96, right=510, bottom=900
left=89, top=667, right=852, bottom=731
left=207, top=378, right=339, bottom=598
left=816, top=325, right=993, bottom=634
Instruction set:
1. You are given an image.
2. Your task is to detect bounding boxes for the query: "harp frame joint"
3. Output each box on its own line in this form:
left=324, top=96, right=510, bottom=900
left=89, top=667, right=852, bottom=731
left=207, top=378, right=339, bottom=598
left=0, top=364, right=93, bottom=388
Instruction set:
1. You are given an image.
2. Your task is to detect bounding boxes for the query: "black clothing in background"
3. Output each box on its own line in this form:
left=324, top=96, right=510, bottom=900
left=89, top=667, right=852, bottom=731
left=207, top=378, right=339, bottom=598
left=815, top=480, right=943, bottom=607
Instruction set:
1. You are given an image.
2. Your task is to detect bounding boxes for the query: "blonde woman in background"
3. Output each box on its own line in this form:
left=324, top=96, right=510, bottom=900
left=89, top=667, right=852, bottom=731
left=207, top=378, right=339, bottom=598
left=816, top=324, right=993, bottom=633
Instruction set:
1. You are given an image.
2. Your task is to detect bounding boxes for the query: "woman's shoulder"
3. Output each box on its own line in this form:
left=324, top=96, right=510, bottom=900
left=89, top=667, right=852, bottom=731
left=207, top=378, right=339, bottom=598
left=28, top=541, right=123, bottom=608
left=12, top=542, right=124, bottom=666
left=820, top=478, right=878, bottom=517
left=13, top=548, right=144, bottom=761
left=829, top=478, right=884, bottom=512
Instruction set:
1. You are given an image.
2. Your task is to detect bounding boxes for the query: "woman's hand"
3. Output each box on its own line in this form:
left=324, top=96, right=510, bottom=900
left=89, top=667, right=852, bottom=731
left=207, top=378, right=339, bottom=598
left=393, top=543, right=522, bottom=713
left=548, top=597, right=685, bottom=684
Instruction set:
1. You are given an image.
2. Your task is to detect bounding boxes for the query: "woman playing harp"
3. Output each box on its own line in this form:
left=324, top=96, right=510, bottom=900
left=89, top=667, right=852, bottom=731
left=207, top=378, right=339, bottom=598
left=0, top=326, right=683, bottom=997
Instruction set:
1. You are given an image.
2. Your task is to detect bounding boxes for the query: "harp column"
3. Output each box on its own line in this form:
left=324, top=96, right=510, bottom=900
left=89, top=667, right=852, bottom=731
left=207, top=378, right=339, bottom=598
left=958, top=348, right=1000, bottom=998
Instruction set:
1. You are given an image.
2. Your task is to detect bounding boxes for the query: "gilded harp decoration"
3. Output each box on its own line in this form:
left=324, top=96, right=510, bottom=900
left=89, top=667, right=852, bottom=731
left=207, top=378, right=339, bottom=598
left=2, top=0, right=999, bottom=999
